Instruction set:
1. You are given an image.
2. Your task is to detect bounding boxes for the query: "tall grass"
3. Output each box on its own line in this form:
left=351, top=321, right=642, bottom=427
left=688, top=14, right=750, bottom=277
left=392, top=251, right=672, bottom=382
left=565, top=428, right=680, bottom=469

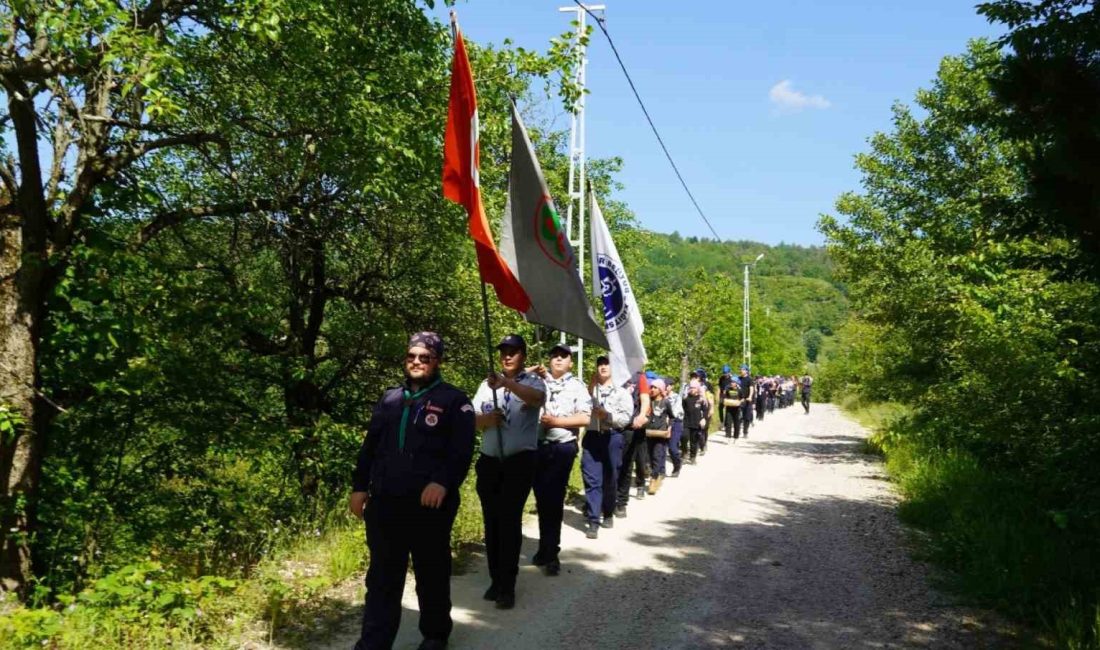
left=848, top=401, right=1100, bottom=650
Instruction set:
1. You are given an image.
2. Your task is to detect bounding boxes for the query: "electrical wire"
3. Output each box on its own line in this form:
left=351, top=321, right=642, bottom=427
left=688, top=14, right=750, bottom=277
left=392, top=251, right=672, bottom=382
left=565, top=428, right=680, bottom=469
left=572, top=0, right=727, bottom=244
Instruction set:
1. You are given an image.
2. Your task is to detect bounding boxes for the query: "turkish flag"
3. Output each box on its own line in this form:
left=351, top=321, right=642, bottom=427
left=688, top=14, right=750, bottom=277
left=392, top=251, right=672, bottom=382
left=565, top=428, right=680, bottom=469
left=443, top=26, right=532, bottom=313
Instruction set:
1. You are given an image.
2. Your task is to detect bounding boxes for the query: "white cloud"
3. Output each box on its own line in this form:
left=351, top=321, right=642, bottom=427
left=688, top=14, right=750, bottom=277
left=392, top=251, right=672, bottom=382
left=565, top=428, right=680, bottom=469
left=768, top=80, right=831, bottom=112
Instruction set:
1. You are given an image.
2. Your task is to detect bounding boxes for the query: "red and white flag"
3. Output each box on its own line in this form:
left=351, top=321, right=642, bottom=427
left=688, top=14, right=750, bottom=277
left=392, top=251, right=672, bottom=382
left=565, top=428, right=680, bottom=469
left=443, top=23, right=531, bottom=313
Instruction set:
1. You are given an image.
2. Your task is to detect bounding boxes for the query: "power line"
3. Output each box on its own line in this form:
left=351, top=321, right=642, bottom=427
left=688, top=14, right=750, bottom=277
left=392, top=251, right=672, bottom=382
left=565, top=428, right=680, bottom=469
left=572, top=1, right=726, bottom=243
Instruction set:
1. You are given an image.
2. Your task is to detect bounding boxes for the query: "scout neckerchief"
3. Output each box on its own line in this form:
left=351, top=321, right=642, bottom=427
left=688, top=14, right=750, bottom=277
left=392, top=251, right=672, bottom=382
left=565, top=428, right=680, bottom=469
left=399, top=376, right=442, bottom=452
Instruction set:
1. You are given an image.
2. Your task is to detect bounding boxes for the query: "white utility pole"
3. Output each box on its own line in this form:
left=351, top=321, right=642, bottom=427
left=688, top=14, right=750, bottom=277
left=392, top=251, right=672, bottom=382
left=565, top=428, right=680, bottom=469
left=743, top=253, right=764, bottom=368
left=557, top=3, right=604, bottom=372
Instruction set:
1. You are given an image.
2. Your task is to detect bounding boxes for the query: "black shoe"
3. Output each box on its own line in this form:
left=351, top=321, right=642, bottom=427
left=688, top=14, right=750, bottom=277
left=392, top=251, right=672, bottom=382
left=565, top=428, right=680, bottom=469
left=545, top=559, right=561, bottom=576
left=671, top=468, right=681, bottom=478
left=615, top=505, right=627, bottom=518
left=725, top=434, right=731, bottom=438
left=700, top=448, right=707, bottom=456
left=495, top=592, right=515, bottom=609
left=688, top=457, right=696, bottom=465
left=418, top=640, right=447, bottom=650
left=586, top=521, right=600, bottom=538
left=635, top=486, right=645, bottom=499
left=531, top=550, right=548, bottom=567
left=483, top=584, right=499, bottom=601
left=600, top=516, right=614, bottom=528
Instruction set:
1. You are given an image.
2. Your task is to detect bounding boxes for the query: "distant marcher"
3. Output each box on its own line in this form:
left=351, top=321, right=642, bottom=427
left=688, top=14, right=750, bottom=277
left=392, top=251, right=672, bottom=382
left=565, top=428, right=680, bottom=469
left=531, top=344, right=590, bottom=576
left=472, top=334, right=547, bottom=609
left=645, top=378, right=672, bottom=495
left=800, top=374, right=813, bottom=414
left=665, top=380, right=685, bottom=478
left=721, top=379, right=742, bottom=439
left=582, top=355, right=633, bottom=538
left=717, top=365, right=734, bottom=422
left=735, top=365, right=754, bottom=439
left=350, top=332, right=476, bottom=650
left=682, top=378, right=708, bottom=463
left=616, top=371, right=651, bottom=514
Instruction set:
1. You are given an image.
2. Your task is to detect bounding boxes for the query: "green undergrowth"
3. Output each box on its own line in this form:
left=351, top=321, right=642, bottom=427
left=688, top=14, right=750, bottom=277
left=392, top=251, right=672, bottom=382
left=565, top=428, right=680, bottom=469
left=843, top=401, right=1099, bottom=649
left=0, top=473, right=486, bottom=649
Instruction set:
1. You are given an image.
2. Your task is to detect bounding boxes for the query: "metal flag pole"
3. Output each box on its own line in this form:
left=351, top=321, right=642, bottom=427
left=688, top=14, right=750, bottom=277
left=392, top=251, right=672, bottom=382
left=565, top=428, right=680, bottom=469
left=558, top=3, right=605, bottom=373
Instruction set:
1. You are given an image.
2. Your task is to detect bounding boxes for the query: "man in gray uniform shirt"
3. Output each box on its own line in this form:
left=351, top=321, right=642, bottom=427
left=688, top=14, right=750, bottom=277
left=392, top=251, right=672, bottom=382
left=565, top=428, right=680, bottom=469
left=531, top=344, right=591, bottom=575
left=472, top=334, right=546, bottom=609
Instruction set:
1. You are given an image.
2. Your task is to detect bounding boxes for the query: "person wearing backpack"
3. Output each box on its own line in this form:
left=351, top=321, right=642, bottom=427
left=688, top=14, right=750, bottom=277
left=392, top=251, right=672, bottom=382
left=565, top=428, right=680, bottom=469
left=800, top=374, right=813, bottom=414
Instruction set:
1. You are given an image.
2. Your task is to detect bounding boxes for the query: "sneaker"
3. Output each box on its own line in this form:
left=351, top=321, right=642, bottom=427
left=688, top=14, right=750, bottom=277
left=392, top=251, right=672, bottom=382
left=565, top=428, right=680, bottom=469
left=635, top=486, right=646, bottom=499
left=586, top=522, right=600, bottom=539
left=495, top=592, right=515, bottom=609
left=600, top=516, right=614, bottom=529
left=483, top=584, right=499, bottom=601
left=615, top=505, right=627, bottom=518
left=545, top=559, right=561, bottom=576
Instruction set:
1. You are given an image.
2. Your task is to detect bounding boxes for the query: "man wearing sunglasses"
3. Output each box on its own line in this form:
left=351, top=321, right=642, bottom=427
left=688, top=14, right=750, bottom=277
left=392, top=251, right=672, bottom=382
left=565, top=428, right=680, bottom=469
left=350, top=332, right=476, bottom=650
left=472, top=333, right=546, bottom=610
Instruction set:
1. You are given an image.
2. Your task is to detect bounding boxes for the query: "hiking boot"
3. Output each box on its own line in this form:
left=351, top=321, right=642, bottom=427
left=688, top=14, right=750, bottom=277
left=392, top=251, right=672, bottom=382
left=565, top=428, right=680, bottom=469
left=531, top=550, right=548, bottom=567
left=418, top=639, right=447, bottom=650
left=615, top=505, right=627, bottom=518
left=585, top=521, right=600, bottom=539
left=648, top=476, right=662, bottom=495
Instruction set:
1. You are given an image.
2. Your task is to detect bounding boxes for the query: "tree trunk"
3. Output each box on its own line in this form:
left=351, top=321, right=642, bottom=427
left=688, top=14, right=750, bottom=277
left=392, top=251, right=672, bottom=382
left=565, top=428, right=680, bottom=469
left=0, top=219, right=43, bottom=596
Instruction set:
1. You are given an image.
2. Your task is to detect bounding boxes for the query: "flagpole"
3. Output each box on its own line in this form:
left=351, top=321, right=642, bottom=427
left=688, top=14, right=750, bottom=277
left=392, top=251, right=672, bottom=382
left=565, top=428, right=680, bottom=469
left=452, top=11, right=504, bottom=453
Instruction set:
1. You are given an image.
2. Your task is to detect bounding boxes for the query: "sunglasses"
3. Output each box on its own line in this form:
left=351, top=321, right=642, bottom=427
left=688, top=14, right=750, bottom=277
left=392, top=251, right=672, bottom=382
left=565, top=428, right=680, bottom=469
left=405, top=352, right=437, bottom=364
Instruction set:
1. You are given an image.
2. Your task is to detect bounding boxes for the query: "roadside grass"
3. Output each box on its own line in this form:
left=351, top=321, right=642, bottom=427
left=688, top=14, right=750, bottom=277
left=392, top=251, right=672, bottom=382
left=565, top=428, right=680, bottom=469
left=838, top=399, right=1098, bottom=649
left=0, top=469, right=487, bottom=649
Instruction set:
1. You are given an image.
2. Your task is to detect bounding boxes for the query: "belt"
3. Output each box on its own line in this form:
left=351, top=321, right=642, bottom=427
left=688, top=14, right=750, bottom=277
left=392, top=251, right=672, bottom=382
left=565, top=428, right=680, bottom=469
left=539, top=437, right=577, bottom=446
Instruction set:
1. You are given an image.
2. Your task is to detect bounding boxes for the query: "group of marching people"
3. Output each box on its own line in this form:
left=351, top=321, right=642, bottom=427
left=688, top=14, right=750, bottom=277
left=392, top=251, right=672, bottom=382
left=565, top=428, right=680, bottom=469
left=349, top=330, right=813, bottom=650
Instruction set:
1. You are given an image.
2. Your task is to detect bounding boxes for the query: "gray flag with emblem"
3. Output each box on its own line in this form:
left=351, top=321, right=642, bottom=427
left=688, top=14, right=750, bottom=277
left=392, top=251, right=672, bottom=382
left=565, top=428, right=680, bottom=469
left=499, top=103, right=608, bottom=348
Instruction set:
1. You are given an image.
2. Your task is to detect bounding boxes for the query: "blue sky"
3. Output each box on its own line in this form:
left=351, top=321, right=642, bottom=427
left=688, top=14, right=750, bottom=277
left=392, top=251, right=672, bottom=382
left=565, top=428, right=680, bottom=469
left=429, top=1, right=1005, bottom=246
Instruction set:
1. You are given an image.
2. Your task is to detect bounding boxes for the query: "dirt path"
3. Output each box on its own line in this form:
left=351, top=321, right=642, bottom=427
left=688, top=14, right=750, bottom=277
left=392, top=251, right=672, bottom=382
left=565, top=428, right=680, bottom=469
left=309, top=404, right=1019, bottom=649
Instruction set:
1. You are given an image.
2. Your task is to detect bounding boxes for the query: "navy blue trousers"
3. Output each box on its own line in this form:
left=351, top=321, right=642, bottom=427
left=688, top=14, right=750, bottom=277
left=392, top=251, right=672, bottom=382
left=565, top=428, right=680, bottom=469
left=668, top=420, right=683, bottom=472
left=356, top=494, right=459, bottom=650
left=533, top=440, right=578, bottom=561
left=581, top=430, right=623, bottom=523
left=646, top=436, right=668, bottom=478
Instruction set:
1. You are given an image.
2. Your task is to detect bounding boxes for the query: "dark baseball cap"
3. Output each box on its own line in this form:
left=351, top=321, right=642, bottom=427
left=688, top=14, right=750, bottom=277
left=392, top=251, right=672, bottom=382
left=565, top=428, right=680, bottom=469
left=496, top=334, right=527, bottom=352
left=548, top=343, right=573, bottom=357
left=595, top=355, right=610, bottom=366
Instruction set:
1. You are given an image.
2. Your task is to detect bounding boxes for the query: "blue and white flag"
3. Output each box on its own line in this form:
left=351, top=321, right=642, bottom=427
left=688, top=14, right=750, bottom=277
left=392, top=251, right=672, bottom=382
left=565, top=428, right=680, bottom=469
left=589, top=193, right=647, bottom=385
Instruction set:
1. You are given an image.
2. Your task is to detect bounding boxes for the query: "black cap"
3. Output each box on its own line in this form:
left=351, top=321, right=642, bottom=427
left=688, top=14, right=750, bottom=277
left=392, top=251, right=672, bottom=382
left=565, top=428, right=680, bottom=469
left=595, top=354, right=610, bottom=365
left=548, top=343, right=573, bottom=357
left=496, top=334, right=527, bottom=352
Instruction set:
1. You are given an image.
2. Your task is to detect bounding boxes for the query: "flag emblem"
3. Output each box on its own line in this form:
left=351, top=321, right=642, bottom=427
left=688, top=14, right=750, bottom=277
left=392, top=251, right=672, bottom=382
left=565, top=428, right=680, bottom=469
left=597, top=253, right=630, bottom=331
left=535, top=196, right=573, bottom=269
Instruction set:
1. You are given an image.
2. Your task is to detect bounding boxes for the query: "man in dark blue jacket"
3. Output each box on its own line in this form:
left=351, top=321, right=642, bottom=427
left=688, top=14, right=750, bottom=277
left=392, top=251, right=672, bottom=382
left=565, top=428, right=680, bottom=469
left=350, top=332, right=476, bottom=650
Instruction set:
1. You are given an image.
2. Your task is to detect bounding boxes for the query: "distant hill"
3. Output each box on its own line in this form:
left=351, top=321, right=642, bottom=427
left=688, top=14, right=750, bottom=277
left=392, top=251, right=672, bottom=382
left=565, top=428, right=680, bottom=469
left=633, top=232, right=848, bottom=364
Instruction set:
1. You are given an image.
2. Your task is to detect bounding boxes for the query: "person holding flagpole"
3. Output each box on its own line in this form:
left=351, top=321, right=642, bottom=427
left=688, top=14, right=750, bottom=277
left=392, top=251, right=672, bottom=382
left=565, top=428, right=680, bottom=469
left=472, top=335, right=545, bottom=610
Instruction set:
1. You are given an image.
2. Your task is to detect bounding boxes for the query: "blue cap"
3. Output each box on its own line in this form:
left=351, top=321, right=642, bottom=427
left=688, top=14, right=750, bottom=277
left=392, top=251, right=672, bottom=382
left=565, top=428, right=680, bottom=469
left=645, top=370, right=657, bottom=380
left=496, top=334, right=527, bottom=352
left=722, top=364, right=731, bottom=373
left=740, top=363, right=750, bottom=372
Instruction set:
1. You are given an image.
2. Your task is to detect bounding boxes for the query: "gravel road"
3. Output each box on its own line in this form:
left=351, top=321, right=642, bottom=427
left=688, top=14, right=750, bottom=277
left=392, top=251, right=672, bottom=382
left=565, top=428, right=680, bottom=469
left=312, top=404, right=1020, bottom=649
